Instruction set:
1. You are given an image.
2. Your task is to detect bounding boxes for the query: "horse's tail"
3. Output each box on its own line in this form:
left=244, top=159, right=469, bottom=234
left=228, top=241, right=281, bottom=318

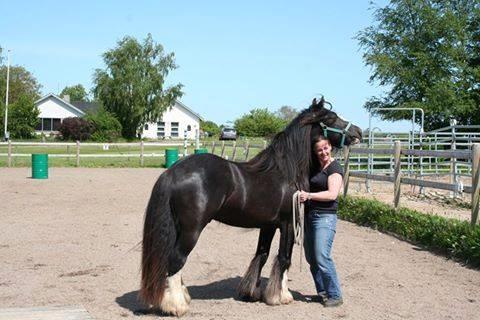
left=140, top=172, right=176, bottom=306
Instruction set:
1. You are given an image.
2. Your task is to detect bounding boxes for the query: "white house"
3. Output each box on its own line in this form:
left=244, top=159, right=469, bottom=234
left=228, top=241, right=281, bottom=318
left=34, top=93, right=85, bottom=132
left=34, top=93, right=203, bottom=139
left=141, top=100, right=203, bottom=140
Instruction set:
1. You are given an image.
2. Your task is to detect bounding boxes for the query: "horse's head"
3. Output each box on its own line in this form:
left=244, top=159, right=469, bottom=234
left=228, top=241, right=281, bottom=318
left=301, top=97, right=362, bottom=148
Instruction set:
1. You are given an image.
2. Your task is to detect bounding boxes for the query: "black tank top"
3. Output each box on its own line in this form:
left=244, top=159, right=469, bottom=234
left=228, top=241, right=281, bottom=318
left=308, top=160, right=344, bottom=213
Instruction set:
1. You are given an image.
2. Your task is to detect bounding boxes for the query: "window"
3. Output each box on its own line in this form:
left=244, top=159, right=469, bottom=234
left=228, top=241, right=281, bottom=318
left=36, top=118, right=62, bottom=131
left=171, top=122, right=179, bottom=137
left=52, top=118, right=61, bottom=131
left=157, top=121, right=165, bottom=138
left=144, top=124, right=149, bottom=131
left=187, top=125, right=191, bottom=131
left=42, top=118, right=52, bottom=131
left=35, top=120, right=43, bottom=131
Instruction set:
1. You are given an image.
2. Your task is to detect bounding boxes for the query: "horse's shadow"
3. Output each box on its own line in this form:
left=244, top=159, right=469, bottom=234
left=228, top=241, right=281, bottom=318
left=116, top=276, right=311, bottom=316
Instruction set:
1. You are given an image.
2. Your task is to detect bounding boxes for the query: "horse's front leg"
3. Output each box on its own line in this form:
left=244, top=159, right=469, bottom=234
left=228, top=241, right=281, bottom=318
left=263, top=220, right=294, bottom=305
left=237, top=226, right=276, bottom=301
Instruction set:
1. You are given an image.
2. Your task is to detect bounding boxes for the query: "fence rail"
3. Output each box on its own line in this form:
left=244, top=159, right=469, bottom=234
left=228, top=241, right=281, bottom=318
left=343, top=142, right=480, bottom=226
left=0, top=140, right=267, bottom=167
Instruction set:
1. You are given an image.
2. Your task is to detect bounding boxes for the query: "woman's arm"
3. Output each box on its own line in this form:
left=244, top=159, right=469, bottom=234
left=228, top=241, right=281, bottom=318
left=299, top=173, right=343, bottom=202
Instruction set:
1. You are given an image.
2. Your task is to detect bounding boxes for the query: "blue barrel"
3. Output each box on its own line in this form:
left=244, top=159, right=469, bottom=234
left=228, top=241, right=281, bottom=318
left=32, top=154, right=49, bottom=179
left=165, top=148, right=179, bottom=168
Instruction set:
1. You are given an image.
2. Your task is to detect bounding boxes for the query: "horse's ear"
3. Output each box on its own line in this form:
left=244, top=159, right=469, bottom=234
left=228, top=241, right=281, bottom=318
left=319, top=96, right=325, bottom=108
left=312, top=97, right=317, bottom=106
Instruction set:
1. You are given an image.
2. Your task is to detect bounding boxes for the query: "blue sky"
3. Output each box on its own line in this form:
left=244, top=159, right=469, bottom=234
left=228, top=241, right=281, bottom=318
left=1, top=0, right=416, bottom=132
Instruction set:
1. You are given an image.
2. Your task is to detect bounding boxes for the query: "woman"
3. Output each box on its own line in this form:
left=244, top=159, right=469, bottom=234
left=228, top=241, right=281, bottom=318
left=299, top=135, right=343, bottom=307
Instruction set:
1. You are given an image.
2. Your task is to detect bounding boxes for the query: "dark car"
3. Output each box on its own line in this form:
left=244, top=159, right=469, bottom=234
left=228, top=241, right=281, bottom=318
left=220, top=127, right=237, bottom=140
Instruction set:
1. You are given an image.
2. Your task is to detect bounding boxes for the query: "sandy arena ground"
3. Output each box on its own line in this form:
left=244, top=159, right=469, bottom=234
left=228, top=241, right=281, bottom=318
left=0, top=168, right=479, bottom=320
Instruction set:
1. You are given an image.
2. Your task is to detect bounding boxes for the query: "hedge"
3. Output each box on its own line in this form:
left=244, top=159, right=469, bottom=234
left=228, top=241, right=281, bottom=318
left=338, top=197, right=480, bottom=267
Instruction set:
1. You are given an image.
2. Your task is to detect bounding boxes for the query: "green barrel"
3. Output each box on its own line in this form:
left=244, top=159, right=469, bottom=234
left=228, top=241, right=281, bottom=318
left=32, top=154, right=49, bottom=179
left=165, top=148, right=179, bottom=168
left=194, top=148, right=208, bottom=154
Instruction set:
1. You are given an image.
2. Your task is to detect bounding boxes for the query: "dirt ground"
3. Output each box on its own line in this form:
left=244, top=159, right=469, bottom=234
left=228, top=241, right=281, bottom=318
left=0, top=168, right=479, bottom=320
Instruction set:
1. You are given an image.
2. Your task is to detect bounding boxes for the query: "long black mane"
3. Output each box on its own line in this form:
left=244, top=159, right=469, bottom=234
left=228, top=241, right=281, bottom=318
left=246, top=107, right=317, bottom=189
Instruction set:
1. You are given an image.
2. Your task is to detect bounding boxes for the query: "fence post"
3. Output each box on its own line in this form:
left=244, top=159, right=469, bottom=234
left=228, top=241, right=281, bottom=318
left=244, top=141, right=250, bottom=161
left=220, top=141, right=226, bottom=158
left=231, top=141, right=237, bottom=160
left=211, top=141, right=216, bottom=154
left=343, top=146, right=351, bottom=197
left=76, top=141, right=80, bottom=167
left=450, top=120, right=459, bottom=197
left=263, top=140, right=267, bottom=150
left=393, top=140, right=402, bottom=210
left=471, top=144, right=480, bottom=226
left=140, top=141, right=144, bottom=167
left=7, top=140, right=12, bottom=167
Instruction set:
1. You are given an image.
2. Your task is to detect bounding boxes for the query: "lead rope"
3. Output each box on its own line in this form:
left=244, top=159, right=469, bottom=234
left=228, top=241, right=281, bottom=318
left=292, top=191, right=305, bottom=271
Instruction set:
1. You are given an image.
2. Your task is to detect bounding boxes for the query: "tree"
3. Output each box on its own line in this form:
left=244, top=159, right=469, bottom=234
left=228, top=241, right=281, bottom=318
left=1, top=47, right=42, bottom=137
left=85, top=107, right=122, bottom=142
left=357, top=0, right=480, bottom=130
left=201, top=120, right=220, bottom=137
left=8, top=95, right=40, bottom=139
left=275, top=105, right=298, bottom=123
left=234, top=108, right=286, bottom=137
left=60, top=84, right=89, bottom=102
left=93, top=34, right=183, bottom=139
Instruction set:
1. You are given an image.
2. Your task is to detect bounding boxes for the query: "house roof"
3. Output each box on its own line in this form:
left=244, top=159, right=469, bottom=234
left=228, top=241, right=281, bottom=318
left=71, top=101, right=100, bottom=114
left=35, top=93, right=203, bottom=121
left=175, top=100, right=204, bottom=121
left=35, top=93, right=86, bottom=116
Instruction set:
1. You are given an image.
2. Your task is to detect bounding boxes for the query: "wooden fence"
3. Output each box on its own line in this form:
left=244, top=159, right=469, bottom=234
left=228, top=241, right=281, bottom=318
left=343, top=141, right=480, bottom=226
left=0, top=140, right=267, bottom=167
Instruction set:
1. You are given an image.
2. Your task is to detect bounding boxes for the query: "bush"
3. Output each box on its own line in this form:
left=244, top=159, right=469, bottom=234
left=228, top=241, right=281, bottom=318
left=338, top=197, right=480, bottom=267
left=59, top=117, right=94, bottom=141
left=85, top=108, right=122, bottom=142
left=6, top=95, right=39, bottom=139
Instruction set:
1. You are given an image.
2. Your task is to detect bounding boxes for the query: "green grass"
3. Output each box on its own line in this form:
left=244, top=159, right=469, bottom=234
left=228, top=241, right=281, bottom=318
left=338, top=196, right=480, bottom=267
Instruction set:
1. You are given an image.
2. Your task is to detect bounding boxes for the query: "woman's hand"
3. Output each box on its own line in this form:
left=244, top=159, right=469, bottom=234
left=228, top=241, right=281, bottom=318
left=298, top=190, right=310, bottom=203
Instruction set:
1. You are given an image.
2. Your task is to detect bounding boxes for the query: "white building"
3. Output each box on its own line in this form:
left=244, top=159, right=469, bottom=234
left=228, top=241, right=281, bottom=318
left=34, top=93, right=84, bottom=132
left=141, top=100, right=203, bottom=140
left=34, top=93, right=203, bottom=139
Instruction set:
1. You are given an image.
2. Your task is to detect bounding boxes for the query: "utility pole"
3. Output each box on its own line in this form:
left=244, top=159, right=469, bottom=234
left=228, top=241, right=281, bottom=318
left=4, top=49, right=11, bottom=141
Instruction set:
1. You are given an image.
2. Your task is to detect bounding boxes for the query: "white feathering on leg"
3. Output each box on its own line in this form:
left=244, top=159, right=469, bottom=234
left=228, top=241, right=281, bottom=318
left=160, top=271, right=189, bottom=316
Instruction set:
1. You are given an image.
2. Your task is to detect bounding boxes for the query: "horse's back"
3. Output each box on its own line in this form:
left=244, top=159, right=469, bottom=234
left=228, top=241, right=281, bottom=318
left=157, top=153, right=292, bottom=228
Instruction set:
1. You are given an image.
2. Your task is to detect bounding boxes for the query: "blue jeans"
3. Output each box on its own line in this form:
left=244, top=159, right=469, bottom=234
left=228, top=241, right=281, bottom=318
left=304, top=211, right=342, bottom=299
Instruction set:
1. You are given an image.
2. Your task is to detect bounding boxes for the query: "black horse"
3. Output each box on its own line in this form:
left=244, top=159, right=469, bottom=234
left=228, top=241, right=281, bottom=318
left=140, top=97, right=362, bottom=316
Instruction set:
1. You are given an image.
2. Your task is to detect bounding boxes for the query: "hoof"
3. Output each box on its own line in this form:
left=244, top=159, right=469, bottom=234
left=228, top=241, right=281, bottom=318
left=238, top=285, right=262, bottom=302
left=280, top=290, right=294, bottom=304
left=160, top=288, right=190, bottom=317
left=263, top=293, right=281, bottom=306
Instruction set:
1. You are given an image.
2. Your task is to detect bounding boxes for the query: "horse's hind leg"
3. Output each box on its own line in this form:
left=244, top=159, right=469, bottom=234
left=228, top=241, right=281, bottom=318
left=264, top=221, right=294, bottom=305
left=237, top=226, right=276, bottom=301
left=161, top=228, right=203, bottom=316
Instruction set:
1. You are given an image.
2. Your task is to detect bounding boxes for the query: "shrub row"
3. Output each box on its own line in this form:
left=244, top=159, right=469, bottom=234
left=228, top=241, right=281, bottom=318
left=338, top=196, right=480, bottom=267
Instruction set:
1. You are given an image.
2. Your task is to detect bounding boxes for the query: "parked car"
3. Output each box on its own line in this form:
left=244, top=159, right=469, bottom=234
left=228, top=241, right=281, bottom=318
left=220, top=127, right=237, bottom=140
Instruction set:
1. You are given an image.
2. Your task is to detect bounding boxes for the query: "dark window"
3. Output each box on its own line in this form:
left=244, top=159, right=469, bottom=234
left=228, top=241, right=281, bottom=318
left=35, top=119, right=43, bottom=131
left=171, top=122, right=179, bottom=137
left=53, top=118, right=61, bottom=131
left=187, top=125, right=191, bottom=131
left=144, top=124, right=149, bottom=130
left=42, top=118, right=52, bottom=131
left=157, top=121, right=165, bottom=137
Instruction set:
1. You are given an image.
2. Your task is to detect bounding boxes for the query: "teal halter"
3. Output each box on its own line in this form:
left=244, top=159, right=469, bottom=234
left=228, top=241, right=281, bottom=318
left=319, top=121, right=352, bottom=148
